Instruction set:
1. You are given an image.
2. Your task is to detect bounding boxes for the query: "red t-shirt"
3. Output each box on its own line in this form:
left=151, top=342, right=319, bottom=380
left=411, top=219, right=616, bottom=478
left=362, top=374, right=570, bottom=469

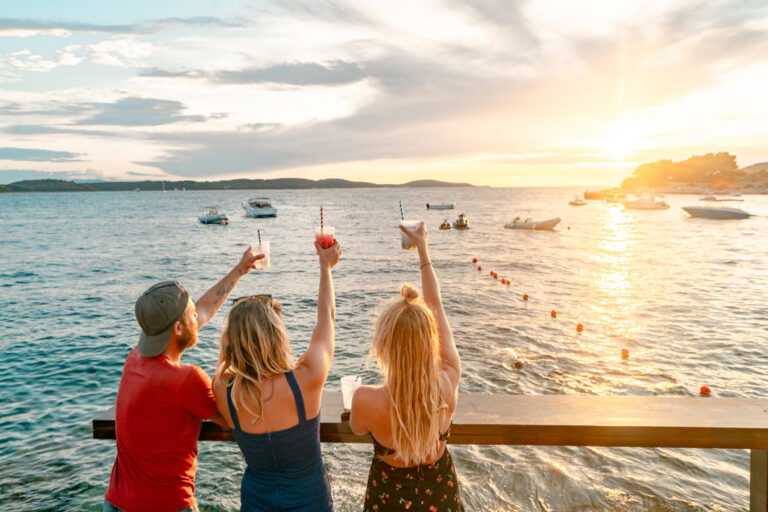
left=105, top=347, right=217, bottom=512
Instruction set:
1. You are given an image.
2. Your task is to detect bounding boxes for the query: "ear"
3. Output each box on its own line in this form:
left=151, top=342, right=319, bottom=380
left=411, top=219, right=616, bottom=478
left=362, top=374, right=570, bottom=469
left=173, top=320, right=184, bottom=336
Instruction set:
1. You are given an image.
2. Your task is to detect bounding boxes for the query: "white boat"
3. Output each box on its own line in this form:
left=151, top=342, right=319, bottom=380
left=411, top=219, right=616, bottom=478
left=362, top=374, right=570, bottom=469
left=622, top=196, right=669, bottom=210
left=504, top=216, right=561, bottom=230
left=699, top=195, right=743, bottom=202
left=569, top=196, right=587, bottom=206
left=242, top=198, right=277, bottom=218
left=605, top=193, right=628, bottom=203
left=453, top=213, right=469, bottom=229
left=682, top=206, right=752, bottom=219
left=426, top=202, right=455, bottom=210
left=198, top=206, right=229, bottom=224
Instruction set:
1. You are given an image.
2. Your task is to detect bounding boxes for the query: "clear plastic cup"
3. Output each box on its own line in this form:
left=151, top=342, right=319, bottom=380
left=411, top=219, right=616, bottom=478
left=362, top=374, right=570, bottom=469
left=315, top=226, right=335, bottom=249
left=250, top=240, right=270, bottom=270
left=340, top=375, right=362, bottom=411
left=399, top=220, right=421, bottom=250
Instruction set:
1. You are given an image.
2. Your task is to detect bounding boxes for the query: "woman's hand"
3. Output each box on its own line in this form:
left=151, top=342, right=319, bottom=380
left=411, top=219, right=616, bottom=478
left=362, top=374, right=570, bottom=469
left=315, top=240, right=341, bottom=270
left=399, top=221, right=429, bottom=250
left=237, top=247, right=265, bottom=274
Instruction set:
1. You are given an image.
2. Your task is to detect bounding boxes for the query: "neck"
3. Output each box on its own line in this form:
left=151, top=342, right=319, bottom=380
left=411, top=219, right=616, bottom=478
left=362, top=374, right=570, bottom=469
left=161, top=342, right=184, bottom=365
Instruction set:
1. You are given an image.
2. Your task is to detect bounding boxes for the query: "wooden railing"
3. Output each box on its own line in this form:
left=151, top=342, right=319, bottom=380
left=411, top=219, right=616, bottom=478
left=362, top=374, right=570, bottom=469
left=93, top=393, right=768, bottom=511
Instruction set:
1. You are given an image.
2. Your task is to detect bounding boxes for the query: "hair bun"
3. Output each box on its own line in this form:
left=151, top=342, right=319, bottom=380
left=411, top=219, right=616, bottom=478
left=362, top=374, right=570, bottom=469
left=400, top=284, right=420, bottom=303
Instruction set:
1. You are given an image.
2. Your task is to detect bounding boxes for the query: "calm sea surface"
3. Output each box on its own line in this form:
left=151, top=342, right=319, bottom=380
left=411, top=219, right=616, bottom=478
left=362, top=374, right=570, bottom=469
left=1, top=187, right=767, bottom=511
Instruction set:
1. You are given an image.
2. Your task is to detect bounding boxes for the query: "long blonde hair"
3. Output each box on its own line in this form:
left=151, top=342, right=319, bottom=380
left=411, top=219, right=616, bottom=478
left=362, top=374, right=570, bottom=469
left=371, top=283, right=445, bottom=465
left=217, top=298, right=294, bottom=423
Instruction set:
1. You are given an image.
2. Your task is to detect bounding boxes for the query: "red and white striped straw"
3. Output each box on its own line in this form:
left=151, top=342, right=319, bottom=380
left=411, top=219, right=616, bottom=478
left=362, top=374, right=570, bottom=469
left=320, top=206, right=324, bottom=233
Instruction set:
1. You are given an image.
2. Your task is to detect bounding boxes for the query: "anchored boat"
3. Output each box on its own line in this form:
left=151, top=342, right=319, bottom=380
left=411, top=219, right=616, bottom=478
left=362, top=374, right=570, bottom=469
left=623, top=196, right=669, bottom=210
left=682, top=206, right=752, bottom=219
left=198, top=206, right=229, bottom=225
left=427, top=202, right=455, bottom=210
left=453, top=213, right=469, bottom=229
left=505, top=216, right=561, bottom=230
left=242, top=198, right=277, bottom=218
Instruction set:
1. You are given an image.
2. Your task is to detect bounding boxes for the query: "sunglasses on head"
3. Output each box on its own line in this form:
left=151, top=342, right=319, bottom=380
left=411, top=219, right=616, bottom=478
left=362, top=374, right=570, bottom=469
left=231, top=294, right=272, bottom=306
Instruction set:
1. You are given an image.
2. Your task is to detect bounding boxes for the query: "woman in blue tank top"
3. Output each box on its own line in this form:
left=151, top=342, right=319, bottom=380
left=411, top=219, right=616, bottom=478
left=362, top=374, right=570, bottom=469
left=213, top=240, right=341, bottom=511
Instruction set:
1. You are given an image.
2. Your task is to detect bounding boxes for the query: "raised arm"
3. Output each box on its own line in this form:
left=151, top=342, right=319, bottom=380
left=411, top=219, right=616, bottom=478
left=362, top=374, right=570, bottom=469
left=195, top=247, right=263, bottom=328
left=400, top=223, right=461, bottom=386
left=299, top=240, right=341, bottom=384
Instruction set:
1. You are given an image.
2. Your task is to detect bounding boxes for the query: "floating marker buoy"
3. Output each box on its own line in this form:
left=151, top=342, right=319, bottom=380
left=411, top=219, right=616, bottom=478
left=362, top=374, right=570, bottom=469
left=567, top=226, right=571, bottom=230
left=621, top=348, right=629, bottom=360
left=477, top=266, right=482, bottom=271
left=700, top=385, right=711, bottom=396
left=494, top=274, right=498, bottom=279
left=472, top=258, right=478, bottom=263
left=550, top=310, right=557, bottom=318
left=506, top=280, right=511, bottom=286
left=523, top=294, right=529, bottom=301
left=576, top=323, right=584, bottom=332
left=514, top=360, right=524, bottom=369
left=489, top=271, right=494, bottom=276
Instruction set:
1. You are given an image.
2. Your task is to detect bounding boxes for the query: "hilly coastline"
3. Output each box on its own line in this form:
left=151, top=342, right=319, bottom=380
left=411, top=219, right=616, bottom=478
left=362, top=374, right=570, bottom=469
left=0, top=177, right=473, bottom=193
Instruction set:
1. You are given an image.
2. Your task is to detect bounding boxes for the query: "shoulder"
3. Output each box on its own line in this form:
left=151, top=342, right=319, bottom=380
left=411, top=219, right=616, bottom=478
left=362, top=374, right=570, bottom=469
left=352, top=385, right=387, bottom=414
left=181, top=364, right=213, bottom=388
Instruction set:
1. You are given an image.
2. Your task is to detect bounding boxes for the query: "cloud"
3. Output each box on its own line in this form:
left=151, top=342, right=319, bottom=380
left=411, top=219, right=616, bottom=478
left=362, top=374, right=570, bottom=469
left=140, top=60, right=368, bottom=86
left=75, top=97, right=206, bottom=126
left=0, top=16, right=243, bottom=37
left=0, top=147, right=81, bottom=162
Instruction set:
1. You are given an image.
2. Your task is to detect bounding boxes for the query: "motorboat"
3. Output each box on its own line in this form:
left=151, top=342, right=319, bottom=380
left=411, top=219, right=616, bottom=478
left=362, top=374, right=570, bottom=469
left=583, top=189, right=606, bottom=200
left=622, top=196, right=669, bottom=210
left=242, top=198, right=277, bottom=218
left=682, top=206, right=752, bottom=219
left=699, top=195, right=743, bottom=202
left=439, top=219, right=451, bottom=230
left=605, top=193, right=628, bottom=203
left=198, top=206, right=229, bottom=225
left=427, top=202, right=455, bottom=210
left=453, top=213, right=469, bottom=229
left=569, top=196, right=587, bottom=206
left=505, top=216, right=561, bottom=230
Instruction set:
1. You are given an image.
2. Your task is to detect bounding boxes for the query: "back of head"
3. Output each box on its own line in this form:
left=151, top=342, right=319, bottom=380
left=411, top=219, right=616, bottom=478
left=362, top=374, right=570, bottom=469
left=218, top=298, right=294, bottom=422
left=371, top=284, right=444, bottom=465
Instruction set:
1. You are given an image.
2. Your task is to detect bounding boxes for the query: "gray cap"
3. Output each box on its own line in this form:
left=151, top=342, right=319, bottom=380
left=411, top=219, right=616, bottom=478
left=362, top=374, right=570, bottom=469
left=135, top=281, right=190, bottom=357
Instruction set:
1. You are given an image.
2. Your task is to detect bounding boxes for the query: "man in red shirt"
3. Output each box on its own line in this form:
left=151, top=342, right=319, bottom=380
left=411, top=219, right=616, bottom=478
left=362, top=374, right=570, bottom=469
left=104, top=248, right=263, bottom=512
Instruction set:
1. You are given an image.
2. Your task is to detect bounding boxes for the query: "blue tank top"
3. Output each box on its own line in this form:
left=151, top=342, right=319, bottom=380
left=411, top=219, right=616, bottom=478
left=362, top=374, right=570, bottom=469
left=226, top=371, right=333, bottom=511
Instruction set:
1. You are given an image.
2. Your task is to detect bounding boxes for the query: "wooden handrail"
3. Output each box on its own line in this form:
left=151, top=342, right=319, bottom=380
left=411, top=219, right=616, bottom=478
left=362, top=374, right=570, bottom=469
left=92, top=393, right=768, bottom=511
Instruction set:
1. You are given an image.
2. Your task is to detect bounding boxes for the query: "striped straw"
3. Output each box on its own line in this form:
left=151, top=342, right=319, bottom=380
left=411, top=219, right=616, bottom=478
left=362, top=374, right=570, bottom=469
left=257, top=229, right=261, bottom=244
left=320, top=206, right=323, bottom=234
left=399, top=200, right=404, bottom=220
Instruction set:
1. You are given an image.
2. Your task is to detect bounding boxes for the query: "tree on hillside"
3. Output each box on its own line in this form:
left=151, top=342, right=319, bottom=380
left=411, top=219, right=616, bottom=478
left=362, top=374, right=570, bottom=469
left=621, top=152, right=739, bottom=189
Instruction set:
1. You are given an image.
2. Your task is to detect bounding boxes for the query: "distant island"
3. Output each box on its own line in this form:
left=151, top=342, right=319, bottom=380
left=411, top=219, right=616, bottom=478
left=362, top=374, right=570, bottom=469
left=619, top=152, right=768, bottom=194
left=0, top=177, right=473, bottom=193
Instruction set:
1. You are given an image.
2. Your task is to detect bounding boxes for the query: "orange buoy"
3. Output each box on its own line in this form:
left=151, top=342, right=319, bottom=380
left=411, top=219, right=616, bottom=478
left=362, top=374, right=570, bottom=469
left=576, top=323, right=584, bottom=332
left=550, top=310, right=557, bottom=318
left=523, top=294, right=528, bottom=301
left=472, top=258, right=478, bottom=263
left=700, top=385, right=711, bottom=396
left=477, top=265, right=482, bottom=271
left=506, top=280, right=511, bottom=286
left=489, top=270, right=493, bottom=276
left=621, top=348, right=629, bottom=360
left=567, top=226, right=571, bottom=230
left=494, top=274, right=498, bottom=279
left=514, top=360, right=523, bottom=369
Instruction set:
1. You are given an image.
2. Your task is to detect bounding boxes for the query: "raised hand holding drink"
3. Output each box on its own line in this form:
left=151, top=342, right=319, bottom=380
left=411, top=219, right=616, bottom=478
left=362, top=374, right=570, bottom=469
left=315, top=226, right=335, bottom=249
left=250, top=240, right=270, bottom=270
left=400, top=220, right=421, bottom=250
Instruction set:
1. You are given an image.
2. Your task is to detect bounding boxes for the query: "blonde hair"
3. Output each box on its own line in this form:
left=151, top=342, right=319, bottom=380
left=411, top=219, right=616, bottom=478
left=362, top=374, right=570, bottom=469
left=217, top=298, right=294, bottom=423
left=371, top=283, right=446, bottom=465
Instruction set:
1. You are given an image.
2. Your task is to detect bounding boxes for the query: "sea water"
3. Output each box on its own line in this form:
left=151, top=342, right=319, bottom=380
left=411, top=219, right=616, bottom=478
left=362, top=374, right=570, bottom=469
left=1, top=187, right=767, bottom=511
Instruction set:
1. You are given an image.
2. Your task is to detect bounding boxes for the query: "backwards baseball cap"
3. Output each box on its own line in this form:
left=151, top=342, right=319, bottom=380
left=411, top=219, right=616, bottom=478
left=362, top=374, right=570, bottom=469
left=135, top=280, right=190, bottom=357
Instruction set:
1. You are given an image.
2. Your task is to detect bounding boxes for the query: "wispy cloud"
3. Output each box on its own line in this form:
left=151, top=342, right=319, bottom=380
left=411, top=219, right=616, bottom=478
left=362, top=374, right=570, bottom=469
left=0, top=16, right=243, bottom=37
left=75, top=97, right=206, bottom=126
left=0, top=147, right=81, bottom=162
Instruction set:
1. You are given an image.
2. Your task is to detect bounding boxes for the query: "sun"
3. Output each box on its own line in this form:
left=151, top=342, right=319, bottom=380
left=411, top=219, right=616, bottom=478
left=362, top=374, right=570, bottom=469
left=600, top=116, right=644, bottom=160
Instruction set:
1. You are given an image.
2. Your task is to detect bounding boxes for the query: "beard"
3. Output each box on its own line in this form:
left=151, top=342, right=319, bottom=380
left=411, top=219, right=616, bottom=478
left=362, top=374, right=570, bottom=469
left=177, top=321, right=198, bottom=350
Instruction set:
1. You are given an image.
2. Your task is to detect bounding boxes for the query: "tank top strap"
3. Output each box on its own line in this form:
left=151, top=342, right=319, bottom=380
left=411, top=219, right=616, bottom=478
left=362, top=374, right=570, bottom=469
left=225, top=383, right=242, bottom=432
left=284, top=370, right=307, bottom=424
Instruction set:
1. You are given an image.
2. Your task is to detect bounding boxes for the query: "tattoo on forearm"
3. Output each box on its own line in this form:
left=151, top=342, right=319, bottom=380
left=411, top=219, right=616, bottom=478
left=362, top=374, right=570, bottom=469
left=215, top=283, right=232, bottom=299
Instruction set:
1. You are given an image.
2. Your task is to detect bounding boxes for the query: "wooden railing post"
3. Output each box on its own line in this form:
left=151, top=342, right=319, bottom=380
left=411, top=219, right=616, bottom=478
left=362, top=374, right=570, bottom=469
left=751, top=449, right=768, bottom=512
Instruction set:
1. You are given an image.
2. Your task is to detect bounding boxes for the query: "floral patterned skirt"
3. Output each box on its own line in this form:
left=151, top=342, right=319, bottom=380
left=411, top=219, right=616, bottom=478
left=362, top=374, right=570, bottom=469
left=363, top=448, right=464, bottom=511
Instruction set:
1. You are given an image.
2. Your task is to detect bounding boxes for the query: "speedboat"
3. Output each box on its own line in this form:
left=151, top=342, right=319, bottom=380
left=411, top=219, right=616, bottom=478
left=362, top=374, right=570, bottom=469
left=605, top=193, right=628, bottom=203
left=198, top=206, right=229, bottom=225
left=427, top=202, right=455, bottom=210
left=439, top=219, right=451, bottom=230
left=622, top=196, right=669, bottom=210
left=682, top=206, right=752, bottom=219
left=242, top=198, right=277, bottom=218
left=699, top=195, right=743, bottom=202
left=505, top=216, right=561, bottom=230
left=453, top=213, right=469, bottom=229
left=569, top=196, right=587, bottom=206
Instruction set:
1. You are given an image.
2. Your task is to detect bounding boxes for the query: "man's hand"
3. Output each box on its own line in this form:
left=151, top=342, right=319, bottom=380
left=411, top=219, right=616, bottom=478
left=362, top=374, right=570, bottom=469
left=238, top=247, right=266, bottom=275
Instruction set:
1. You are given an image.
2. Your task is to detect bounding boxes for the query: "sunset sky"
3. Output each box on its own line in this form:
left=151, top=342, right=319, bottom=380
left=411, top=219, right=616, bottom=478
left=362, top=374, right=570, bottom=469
left=1, top=1, right=767, bottom=186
